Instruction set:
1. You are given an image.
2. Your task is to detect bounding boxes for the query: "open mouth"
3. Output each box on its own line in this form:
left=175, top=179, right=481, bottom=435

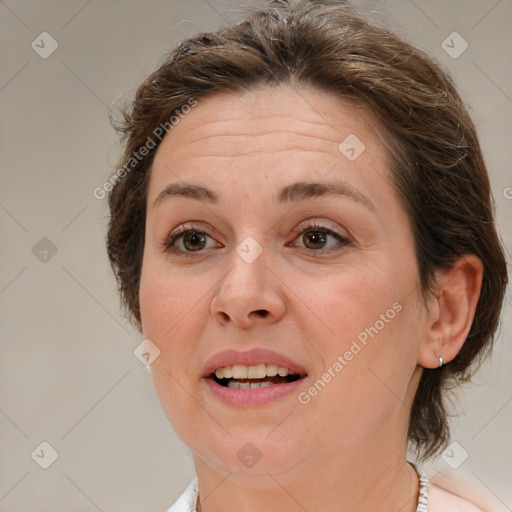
left=211, top=363, right=304, bottom=389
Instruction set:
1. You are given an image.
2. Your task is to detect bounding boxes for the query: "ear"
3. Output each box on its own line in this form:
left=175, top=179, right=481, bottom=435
left=418, top=255, right=484, bottom=369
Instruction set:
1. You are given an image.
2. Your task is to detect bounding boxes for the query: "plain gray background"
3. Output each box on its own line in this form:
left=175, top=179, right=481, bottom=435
left=1, top=1, right=511, bottom=510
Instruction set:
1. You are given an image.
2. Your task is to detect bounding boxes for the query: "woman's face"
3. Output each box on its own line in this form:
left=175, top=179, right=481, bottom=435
left=140, top=86, right=427, bottom=477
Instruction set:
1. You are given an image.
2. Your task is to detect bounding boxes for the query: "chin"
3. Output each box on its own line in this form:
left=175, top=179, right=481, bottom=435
left=195, top=437, right=306, bottom=478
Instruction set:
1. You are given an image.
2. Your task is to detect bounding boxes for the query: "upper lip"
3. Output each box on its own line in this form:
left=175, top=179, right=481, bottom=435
left=202, top=348, right=307, bottom=378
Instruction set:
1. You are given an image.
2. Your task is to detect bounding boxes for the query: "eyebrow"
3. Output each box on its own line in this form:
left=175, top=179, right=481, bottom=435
left=153, top=183, right=219, bottom=207
left=153, top=180, right=375, bottom=211
left=276, top=181, right=375, bottom=211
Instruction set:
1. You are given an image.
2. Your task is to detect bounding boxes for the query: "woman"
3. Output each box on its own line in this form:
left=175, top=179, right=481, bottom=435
left=106, top=1, right=508, bottom=510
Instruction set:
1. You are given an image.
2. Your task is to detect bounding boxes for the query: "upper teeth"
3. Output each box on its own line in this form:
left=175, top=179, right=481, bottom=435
left=214, top=364, right=294, bottom=379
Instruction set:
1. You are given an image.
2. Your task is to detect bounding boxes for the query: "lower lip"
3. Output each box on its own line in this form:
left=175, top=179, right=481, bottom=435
left=203, top=377, right=306, bottom=406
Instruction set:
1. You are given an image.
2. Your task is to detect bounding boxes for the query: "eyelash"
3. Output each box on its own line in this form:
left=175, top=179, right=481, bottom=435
left=162, top=222, right=351, bottom=257
left=291, top=221, right=352, bottom=253
left=162, top=224, right=218, bottom=257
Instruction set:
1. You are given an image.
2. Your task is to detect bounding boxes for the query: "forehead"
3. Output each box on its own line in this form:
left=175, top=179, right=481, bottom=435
left=148, top=85, right=393, bottom=203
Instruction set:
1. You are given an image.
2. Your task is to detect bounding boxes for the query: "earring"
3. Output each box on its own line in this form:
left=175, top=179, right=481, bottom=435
left=438, top=356, right=444, bottom=368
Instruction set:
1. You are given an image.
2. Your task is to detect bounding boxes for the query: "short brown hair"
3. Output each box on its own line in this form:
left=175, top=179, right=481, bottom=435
left=107, top=0, right=508, bottom=458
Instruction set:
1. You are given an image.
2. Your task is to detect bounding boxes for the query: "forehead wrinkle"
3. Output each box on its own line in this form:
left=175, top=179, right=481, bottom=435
left=172, top=148, right=340, bottom=160
left=178, top=129, right=342, bottom=147
left=185, top=113, right=331, bottom=129
left=164, top=129, right=344, bottom=162
left=165, top=111, right=342, bottom=148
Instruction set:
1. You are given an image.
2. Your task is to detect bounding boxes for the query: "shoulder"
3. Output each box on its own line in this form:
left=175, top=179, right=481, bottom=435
left=429, top=482, right=485, bottom=512
left=425, top=468, right=508, bottom=512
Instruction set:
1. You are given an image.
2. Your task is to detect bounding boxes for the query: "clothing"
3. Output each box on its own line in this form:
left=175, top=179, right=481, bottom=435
left=166, top=478, right=198, bottom=512
left=165, top=464, right=502, bottom=511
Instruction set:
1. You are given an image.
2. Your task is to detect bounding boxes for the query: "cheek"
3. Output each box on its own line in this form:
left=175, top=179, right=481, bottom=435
left=296, top=263, right=400, bottom=349
left=140, top=259, right=210, bottom=340
left=139, top=262, right=211, bottom=439
left=139, top=261, right=215, bottom=406
left=294, top=257, right=422, bottom=399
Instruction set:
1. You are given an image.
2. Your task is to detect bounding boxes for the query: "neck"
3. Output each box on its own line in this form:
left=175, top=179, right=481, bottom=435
left=193, top=438, right=419, bottom=512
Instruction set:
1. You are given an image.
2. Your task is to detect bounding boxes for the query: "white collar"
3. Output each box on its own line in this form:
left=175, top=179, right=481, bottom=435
left=166, top=478, right=198, bottom=512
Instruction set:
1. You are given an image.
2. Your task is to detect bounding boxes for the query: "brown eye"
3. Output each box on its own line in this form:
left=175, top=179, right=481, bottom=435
left=302, top=230, right=328, bottom=249
left=182, top=231, right=207, bottom=251
left=164, top=226, right=222, bottom=256
left=291, top=225, right=351, bottom=253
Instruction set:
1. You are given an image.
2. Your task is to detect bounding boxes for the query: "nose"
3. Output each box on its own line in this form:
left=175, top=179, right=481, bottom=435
left=210, top=247, right=286, bottom=329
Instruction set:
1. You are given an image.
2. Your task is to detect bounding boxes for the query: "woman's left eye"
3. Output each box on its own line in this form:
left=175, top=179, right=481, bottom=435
left=291, top=226, right=350, bottom=252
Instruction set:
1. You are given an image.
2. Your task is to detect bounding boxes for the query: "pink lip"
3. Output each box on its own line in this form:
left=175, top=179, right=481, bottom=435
left=201, top=348, right=307, bottom=378
left=203, top=377, right=305, bottom=407
left=201, top=348, right=308, bottom=407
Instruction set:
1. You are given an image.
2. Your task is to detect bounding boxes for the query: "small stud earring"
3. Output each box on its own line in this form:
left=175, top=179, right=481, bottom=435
left=438, top=356, right=444, bottom=368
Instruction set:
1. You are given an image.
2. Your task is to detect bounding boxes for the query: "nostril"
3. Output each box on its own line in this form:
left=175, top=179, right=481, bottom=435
left=253, top=309, right=269, bottom=318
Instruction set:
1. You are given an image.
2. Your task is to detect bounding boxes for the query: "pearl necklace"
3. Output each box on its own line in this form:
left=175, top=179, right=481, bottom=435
left=413, top=464, right=430, bottom=512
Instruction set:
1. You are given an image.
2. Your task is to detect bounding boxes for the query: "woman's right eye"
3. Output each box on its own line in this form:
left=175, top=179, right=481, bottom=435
left=165, top=228, right=221, bottom=254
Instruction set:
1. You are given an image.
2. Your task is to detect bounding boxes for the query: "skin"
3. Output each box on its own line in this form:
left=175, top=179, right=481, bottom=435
left=139, top=85, right=483, bottom=512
